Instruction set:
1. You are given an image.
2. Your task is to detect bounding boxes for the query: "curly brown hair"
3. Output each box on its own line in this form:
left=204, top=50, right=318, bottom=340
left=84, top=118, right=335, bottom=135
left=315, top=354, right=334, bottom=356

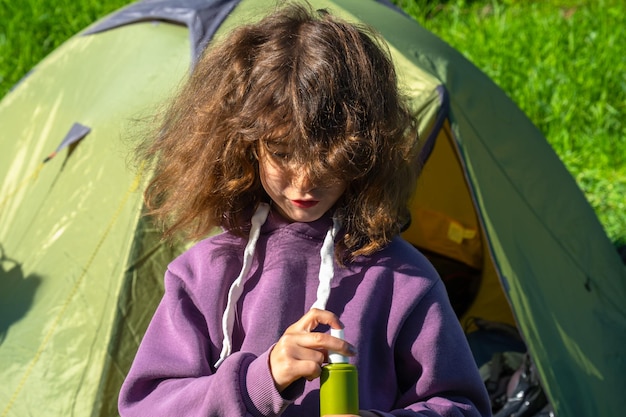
left=138, top=2, right=420, bottom=260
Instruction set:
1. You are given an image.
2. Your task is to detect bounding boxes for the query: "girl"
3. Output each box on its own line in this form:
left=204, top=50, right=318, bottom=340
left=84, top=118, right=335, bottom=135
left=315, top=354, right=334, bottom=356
left=118, top=3, right=491, bottom=417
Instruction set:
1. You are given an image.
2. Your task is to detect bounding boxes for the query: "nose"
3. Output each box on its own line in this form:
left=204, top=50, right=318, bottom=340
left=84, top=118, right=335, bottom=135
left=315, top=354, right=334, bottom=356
left=292, top=168, right=315, bottom=192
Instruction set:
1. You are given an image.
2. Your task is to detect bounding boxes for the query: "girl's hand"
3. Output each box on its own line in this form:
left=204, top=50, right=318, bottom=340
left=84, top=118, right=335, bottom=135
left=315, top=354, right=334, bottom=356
left=269, top=308, right=356, bottom=392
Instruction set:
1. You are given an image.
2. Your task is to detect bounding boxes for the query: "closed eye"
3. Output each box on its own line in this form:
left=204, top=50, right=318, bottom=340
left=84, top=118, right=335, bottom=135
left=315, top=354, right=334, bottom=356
left=264, top=142, right=292, bottom=161
left=272, top=151, right=291, bottom=160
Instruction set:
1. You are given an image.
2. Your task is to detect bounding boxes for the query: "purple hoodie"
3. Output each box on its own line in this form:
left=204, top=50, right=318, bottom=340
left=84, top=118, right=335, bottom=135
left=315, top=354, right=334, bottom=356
left=118, top=209, right=491, bottom=416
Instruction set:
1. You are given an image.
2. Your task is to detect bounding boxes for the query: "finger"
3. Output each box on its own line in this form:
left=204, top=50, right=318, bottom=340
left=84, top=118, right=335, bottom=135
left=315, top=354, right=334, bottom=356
left=273, top=340, right=325, bottom=370
left=270, top=339, right=326, bottom=390
left=287, top=308, right=343, bottom=333
left=294, top=331, right=356, bottom=358
left=299, top=360, right=325, bottom=381
left=274, top=335, right=327, bottom=363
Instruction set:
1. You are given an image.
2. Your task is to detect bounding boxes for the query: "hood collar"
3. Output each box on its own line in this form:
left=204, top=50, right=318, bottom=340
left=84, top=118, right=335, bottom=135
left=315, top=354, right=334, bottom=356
left=215, top=203, right=340, bottom=368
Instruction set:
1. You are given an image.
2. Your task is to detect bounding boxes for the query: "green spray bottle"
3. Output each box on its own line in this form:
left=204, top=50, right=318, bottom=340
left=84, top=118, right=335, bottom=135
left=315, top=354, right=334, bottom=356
left=319, top=328, right=359, bottom=416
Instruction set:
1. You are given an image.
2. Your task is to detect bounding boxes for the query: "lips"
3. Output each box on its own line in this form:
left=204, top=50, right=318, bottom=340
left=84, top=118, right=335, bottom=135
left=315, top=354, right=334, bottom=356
left=292, top=199, right=319, bottom=208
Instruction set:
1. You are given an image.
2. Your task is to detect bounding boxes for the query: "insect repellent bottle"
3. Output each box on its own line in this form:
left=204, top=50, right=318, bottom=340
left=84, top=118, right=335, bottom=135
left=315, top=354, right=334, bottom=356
left=319, top=328, right=359, bottom=416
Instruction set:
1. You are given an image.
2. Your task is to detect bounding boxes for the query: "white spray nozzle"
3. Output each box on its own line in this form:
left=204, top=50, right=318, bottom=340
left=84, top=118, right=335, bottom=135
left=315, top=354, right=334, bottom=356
left=329, top=328, right=348, bottom=364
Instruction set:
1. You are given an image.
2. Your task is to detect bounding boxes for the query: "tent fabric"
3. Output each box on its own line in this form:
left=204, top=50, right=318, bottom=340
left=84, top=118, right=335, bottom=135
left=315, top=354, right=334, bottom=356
left=83, top=0, right=401, bottom=68
left=1, top=0, right=624, bottom=416
left=0, top=18, right=191, bottom=417
left=84, top=0, right=240, bottom=67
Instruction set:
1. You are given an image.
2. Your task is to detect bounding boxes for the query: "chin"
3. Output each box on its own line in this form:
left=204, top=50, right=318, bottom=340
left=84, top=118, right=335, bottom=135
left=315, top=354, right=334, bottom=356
left=285, top=209, right=325, bottom=223
left=291, top=214, right=321, bottom=223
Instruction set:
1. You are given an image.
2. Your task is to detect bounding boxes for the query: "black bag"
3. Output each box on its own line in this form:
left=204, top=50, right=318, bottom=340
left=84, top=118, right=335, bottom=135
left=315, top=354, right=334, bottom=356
left=487, top=353, right=554, bottom=417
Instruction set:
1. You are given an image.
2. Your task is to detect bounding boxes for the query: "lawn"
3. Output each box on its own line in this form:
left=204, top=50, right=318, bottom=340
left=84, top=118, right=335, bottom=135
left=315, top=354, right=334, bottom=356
left=395, top=0, right=626, bottom=247
left=1, top=0, right=624, bottom=247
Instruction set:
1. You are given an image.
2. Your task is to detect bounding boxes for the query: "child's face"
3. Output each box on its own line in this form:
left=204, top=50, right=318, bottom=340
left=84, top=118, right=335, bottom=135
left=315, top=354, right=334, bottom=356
left=258, top=146, right=346, bottom=223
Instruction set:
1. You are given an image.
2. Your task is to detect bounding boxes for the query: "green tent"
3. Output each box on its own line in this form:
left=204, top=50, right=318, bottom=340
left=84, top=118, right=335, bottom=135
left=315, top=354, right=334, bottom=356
left=1, top=1, right=624, bottom=416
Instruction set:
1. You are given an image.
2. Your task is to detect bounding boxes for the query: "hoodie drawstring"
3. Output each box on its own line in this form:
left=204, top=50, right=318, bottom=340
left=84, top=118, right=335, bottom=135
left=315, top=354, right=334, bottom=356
left=215, top=202, right=270, bottom=368
left=310, top=216, right=341, bottom=310
left=214, top=204, right=340, bottom=368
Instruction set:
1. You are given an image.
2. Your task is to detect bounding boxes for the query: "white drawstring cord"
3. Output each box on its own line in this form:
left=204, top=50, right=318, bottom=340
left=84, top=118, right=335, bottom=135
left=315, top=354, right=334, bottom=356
left=310, top=216, right=341, bottom=311
left=214, top=205, right=340, bottom=368
left=215, top=203, right=270, bottom=368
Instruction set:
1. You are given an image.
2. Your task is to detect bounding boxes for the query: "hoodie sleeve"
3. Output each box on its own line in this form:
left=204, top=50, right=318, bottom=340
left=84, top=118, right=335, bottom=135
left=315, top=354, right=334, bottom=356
left=117, top=268, right=294, bottom=417
left=374, top=280, right=492, bottom=417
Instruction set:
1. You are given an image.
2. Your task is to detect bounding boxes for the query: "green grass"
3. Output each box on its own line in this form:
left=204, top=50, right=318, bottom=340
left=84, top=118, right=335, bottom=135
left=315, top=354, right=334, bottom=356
left=1, top=0, right=624, bottom=246
left=0, top=0, right=130, bottom=92
left=395, top=0, right=626, bottom=246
